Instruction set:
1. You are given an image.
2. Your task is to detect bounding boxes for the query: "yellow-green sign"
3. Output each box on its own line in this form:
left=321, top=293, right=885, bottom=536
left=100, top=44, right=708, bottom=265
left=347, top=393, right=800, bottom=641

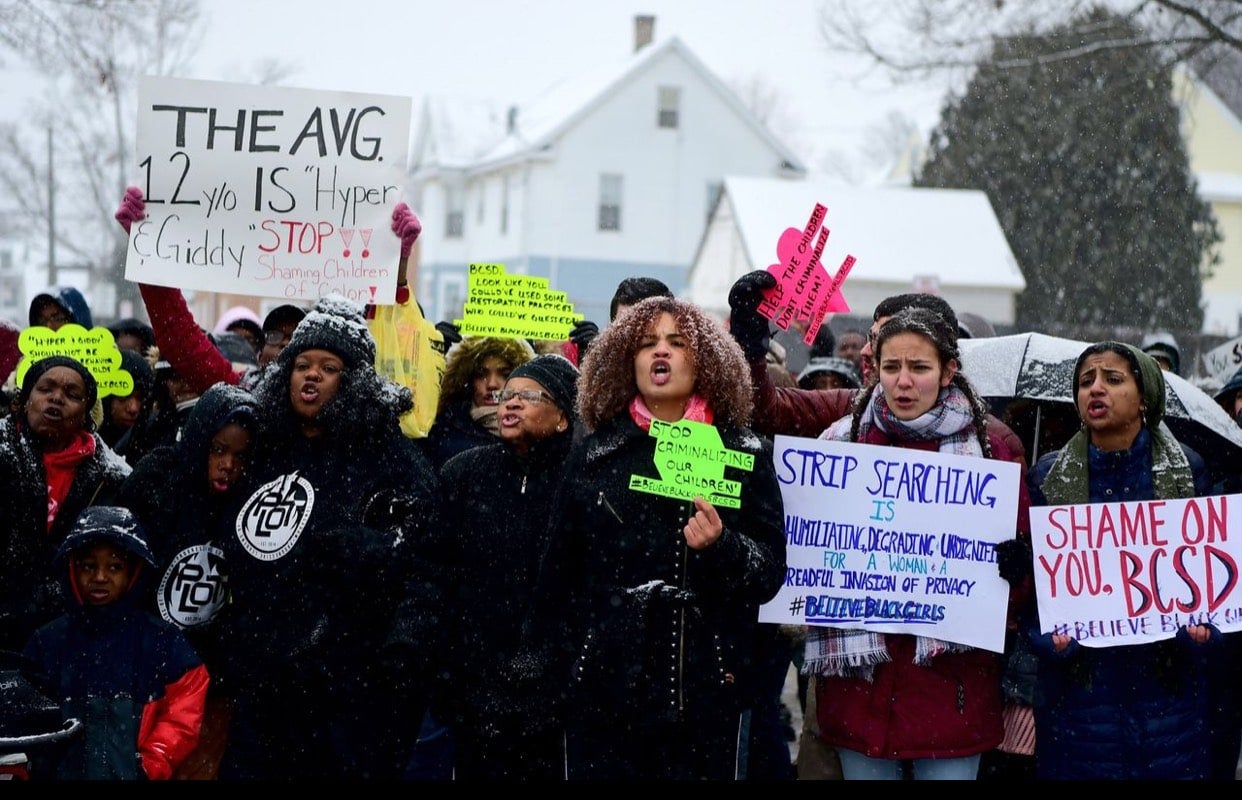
left=16, top=325, right=134, bottom=398
left=453, top=263, right=583, bottom=340
left=629, top=419, right=755, bottom=509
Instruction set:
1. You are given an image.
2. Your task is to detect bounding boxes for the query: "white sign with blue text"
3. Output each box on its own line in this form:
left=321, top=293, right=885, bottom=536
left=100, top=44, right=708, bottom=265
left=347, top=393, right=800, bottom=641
left=760, top=435, right=1021, bottom=654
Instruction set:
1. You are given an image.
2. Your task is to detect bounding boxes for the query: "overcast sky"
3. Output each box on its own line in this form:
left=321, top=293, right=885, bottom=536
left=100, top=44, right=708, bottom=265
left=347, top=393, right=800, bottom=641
left=185, top=0, right=952, bottom=177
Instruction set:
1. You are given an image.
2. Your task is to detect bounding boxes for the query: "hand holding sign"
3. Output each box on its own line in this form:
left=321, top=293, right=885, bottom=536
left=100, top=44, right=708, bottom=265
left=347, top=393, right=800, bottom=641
left=684, top=497, right=724, bottom=550
left=629, top=419, right=755, bottom=509
left=756, top=203, right=856, bottom=347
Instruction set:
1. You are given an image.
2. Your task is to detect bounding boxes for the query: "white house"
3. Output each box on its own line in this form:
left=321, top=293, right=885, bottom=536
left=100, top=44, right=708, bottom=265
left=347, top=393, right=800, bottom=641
left=685, top=176, right=1026, bottom=328
left=408, top=21, right=806, bottom=325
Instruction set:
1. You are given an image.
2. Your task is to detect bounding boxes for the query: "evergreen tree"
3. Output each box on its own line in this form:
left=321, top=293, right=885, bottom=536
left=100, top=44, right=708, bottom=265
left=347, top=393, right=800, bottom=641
left=915, top=6, right=1221, bottom=335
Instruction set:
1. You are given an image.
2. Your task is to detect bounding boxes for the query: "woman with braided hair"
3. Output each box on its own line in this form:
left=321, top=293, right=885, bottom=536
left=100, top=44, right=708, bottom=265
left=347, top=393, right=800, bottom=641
left=805, top=307, right=1032, bottom=780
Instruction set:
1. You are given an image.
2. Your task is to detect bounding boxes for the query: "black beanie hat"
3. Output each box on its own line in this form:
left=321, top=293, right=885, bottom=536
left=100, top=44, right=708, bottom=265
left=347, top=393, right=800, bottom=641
left=263, top=304, right=307, bottom=333
left=278, top=294, right=376, bottom=370
left=19, top=355, right=98, bottom=412
left=508, top=354, right=579, bottom=417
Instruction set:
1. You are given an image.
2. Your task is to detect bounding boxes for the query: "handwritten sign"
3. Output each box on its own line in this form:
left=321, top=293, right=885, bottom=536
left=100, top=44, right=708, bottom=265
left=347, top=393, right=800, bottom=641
left=454, top=263, right=584, bottom=340
left=756, top=203, right=855, bottom=347
left=759, top=435, right=1020, bottom=653
left=1202, top=335, right=1242, bottom=386
left=16, top=325, right=133, bottom=398
left=1031, top=494, right=1242, bottom=648
left=124, top=75, right=411, bottom=305
left=627, top=419, right=755, bottom=508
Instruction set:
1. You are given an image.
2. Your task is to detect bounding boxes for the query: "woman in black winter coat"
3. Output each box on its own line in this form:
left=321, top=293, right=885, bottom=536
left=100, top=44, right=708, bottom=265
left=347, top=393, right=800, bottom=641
left=438, top=353, right=581, bottom=780
left=0, top=356, right=131, bottom=653
left=532, top=295, right=786, bottom=780
left=213, top=295, right=447, bottom=781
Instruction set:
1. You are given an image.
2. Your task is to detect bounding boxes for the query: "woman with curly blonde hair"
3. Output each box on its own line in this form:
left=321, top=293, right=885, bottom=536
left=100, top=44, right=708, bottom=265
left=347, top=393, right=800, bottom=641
left=531, top=295, right=786, bottom=780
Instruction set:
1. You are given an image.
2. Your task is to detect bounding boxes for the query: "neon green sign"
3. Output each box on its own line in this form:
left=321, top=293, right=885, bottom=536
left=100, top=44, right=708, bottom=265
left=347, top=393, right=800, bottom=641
left=454, top=262, right=583, bottom=340
left=16, top=325, right=134, bottom=398
left=629, top=419, right=755, bottom=509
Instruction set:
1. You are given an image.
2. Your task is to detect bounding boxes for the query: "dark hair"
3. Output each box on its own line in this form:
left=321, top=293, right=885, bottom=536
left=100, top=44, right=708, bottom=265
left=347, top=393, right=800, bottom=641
left=579, top=295, right=752, bottom=430
left=849, top=307, right=991, bottom=455
left=609, top=277, right=673, bottom=321
left=873, top=293, right=959, bottom=333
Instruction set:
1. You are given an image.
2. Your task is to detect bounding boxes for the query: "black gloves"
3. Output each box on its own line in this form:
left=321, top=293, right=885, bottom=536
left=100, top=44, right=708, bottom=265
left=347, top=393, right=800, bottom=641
left=434, top=321, right=462, bottom=346
left=996, top=537, right=1033, bottom=584
left=569, top=319, right=599, bottom=359
left=727, top=270, right=777, bottom=363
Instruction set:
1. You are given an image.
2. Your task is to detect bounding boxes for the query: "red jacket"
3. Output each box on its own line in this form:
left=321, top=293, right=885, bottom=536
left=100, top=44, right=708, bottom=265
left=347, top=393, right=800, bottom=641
left=139, top=283, right=241, bottom=396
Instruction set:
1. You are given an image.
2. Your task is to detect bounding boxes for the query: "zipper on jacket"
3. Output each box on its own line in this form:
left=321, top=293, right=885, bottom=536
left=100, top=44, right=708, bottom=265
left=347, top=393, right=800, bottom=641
left=521, top=474, right=527, bottom=494
left=596, top=492, right=624, bottom=524
left=677, top=540, right=688, bottom=712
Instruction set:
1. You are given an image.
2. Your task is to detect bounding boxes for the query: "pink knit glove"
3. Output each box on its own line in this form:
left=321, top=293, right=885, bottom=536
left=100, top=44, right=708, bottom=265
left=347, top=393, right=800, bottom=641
left=391, top=202, right=422, bottom=259
left=115, top=186, right=146, bottom=234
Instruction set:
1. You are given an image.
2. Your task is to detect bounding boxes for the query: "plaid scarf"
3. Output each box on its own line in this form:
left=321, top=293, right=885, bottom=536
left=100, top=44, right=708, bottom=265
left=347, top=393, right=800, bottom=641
left=806, top=384, right=980, bottom=680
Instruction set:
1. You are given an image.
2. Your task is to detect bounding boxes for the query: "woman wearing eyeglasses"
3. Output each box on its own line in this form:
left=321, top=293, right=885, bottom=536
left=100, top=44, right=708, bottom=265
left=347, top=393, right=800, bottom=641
left=527, top=296, right=786, bottom=780
left=433, top=354, right=581, bottom=780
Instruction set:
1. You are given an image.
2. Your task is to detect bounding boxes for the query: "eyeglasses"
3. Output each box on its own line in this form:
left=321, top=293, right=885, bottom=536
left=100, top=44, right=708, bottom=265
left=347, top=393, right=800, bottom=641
left=497, top=388, right=555, bottom=405
left=264, top=330, right=290, bottom=347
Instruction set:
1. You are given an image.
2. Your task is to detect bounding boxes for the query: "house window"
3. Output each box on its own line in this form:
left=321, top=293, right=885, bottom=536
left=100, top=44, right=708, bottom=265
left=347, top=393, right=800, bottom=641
left=598, top=174, right=623, bottom=231
left=445, top=185, right=464, bottom=238
left=657, top=86, right=680, bottom=129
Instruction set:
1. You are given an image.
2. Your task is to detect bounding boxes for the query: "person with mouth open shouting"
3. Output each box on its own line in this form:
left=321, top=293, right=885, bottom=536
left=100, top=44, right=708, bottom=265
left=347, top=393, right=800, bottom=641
left=522, top=295, right=786, bottom=780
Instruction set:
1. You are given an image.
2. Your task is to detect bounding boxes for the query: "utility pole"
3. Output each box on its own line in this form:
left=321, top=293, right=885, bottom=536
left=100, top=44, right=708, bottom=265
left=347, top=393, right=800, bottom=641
left=47, top=124, right=56, bottom=286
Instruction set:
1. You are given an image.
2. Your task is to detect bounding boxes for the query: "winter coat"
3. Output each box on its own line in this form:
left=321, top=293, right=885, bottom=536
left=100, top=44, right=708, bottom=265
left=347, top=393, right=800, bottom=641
left=1026, top=348, right=1217, bottom=781
left=536, top=412, right=786, bottom=730
left=216, top=415, right=445, bottom=779
left=117, top=383, right=255, bottom=675
left=422, top=398, right=498, bottom=469
left=21, top=508, right=207, bottom=780
left=0, top=417, right=131, bottom=652
left=138, top=283, right=262, bottom=396
left=436, top=428, right=575, bottom=777
left=814, top=425, right=1029, bottom=761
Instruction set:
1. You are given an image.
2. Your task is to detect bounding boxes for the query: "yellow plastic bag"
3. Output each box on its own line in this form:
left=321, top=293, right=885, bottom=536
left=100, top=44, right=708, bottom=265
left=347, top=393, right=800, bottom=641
left=368, top=294, right=446, bottom=439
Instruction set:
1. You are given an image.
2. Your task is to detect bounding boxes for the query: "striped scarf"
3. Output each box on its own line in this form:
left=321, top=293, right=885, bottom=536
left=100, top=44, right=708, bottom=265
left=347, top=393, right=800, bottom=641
left=805, top=384, right=981, bottom=680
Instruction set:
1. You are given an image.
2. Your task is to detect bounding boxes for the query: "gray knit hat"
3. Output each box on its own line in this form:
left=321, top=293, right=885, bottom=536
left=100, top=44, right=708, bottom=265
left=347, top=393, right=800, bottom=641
left=278, top=294, right=375, bottom=370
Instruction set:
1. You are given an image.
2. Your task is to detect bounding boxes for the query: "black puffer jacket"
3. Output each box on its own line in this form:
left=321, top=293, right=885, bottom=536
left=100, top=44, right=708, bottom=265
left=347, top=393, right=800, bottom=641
left=0, top=417, right=131, bottom=652
left=535, top=413, right=785, bottom=723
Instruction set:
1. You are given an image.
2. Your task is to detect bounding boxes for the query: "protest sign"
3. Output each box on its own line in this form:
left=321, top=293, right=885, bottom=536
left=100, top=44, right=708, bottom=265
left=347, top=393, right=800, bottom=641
left=454, top=263, right=583, bottom=340
left=1031, top=494, right=1242, bottom=648
left=125, top=75, right=411, bottom=304
left=16, top=325, right=132, bottom=398
left=755, top=203, right=855, bottom=347
left=1202, top=335, right=1242, bottom=385
left=628, top=419, right=755, bottom=509
left=760, top=435, right=1020, bottom=653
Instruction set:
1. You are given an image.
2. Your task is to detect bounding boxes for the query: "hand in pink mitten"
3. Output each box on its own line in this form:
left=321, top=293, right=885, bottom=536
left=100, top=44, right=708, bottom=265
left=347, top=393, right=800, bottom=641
left=115, top=186, right=146, bottom=234
left=391, top=202, right=422, bottom=259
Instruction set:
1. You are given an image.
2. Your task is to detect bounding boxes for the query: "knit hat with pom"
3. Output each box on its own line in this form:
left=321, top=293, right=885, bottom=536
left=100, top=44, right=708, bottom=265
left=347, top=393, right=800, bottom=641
left=278, top=294, right=376, bottom=370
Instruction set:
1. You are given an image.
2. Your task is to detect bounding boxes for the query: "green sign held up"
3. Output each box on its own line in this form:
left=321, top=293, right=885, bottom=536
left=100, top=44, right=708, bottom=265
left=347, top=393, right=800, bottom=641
left=454, top=262, right=584, bottom=341
left=629, top=419, right=755, bottom=509
left=16, top=324, right=133, bottom=398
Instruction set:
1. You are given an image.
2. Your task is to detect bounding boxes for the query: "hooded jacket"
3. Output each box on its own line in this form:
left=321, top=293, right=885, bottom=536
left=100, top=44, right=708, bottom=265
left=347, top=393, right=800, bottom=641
left=29, top=286, right=93, bottom=330
left=21, top=506, right=208, bottom=780
left=1026, top=343, right=1215, bottom=781
left=117, top=383, right=256, bottom=673
left=0, top=414, right=132, bottom=653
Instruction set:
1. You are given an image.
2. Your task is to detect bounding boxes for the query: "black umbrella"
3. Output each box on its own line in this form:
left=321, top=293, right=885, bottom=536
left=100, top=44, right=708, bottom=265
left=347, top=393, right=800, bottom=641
left=959, top=332, right=1242, bottom=483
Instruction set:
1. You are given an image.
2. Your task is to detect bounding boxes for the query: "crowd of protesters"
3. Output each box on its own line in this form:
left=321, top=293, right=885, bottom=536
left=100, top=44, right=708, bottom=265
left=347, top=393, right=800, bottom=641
left=1, top=190, right=1240, bottom=781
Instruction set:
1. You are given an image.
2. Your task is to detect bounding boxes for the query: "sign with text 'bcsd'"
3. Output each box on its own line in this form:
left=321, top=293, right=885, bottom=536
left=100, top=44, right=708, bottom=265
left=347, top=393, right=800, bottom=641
left=761, top=435, right=1020, bottom=654
left=124, top=75, right=411, bottom=305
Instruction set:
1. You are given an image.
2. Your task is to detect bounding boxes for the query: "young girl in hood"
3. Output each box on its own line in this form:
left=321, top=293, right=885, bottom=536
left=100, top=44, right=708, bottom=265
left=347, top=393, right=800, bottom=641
left=22, top=505, right=208, bottom=780
left=118, top=381, right=257, bottom=779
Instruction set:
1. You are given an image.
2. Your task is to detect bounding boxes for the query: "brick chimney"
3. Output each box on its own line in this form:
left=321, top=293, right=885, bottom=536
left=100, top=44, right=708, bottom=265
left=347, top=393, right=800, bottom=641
left=634, top=15, right=654, bottom=52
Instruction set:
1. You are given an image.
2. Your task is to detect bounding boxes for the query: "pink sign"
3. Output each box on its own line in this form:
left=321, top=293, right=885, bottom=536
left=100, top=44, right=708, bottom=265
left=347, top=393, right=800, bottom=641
left=756, top=203, right=856, bottom=346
